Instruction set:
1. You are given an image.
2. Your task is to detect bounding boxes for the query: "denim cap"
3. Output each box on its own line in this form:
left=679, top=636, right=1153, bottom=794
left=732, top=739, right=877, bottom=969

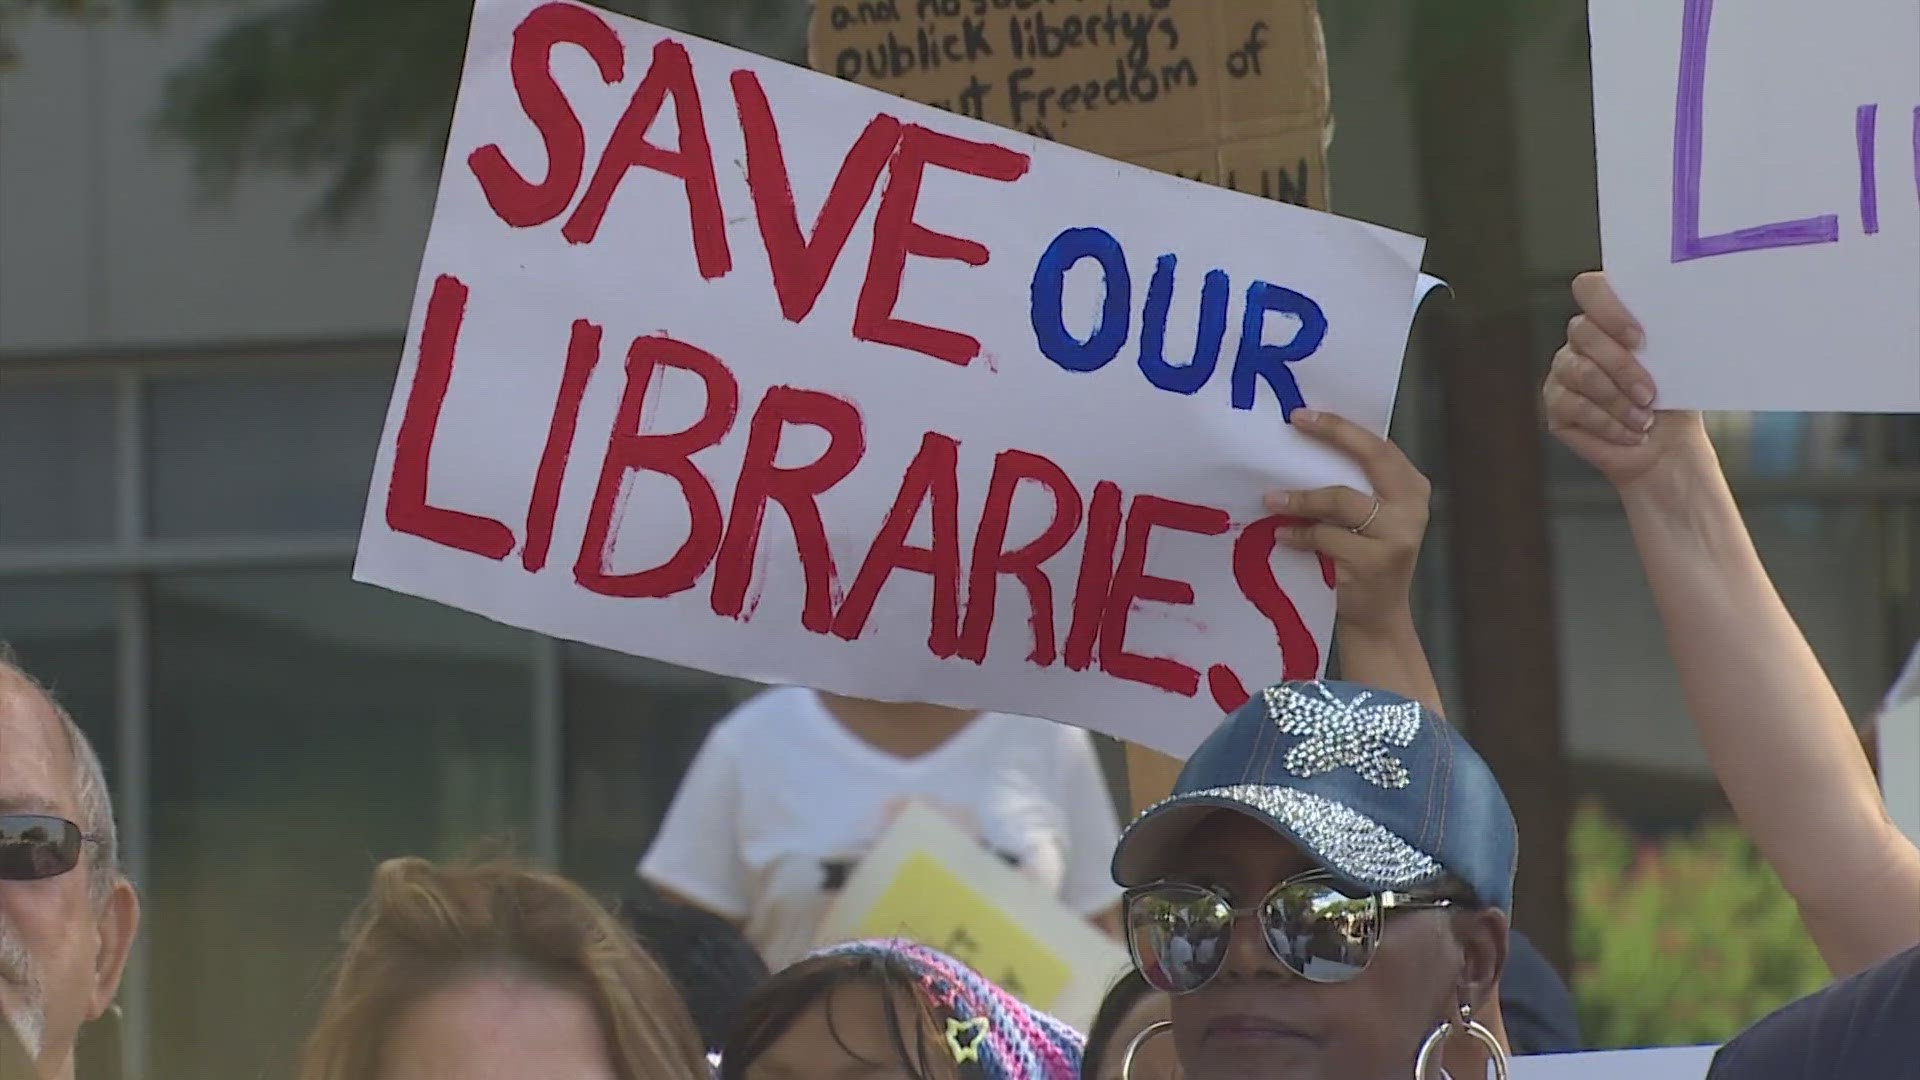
left=1112, top=680, right=1518, bottom=912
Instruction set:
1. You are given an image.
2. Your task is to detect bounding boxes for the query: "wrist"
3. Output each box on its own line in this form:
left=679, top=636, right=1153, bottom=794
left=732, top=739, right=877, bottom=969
left=1616, top=421, right=1721, bottom=513
left=1334, top=605, right=1422, bottom=645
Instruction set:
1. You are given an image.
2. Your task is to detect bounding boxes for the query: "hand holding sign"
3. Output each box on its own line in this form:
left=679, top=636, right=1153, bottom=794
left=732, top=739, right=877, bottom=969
left=1544, top=273, right=1712, bottom=492
left=1264, top=409, right=1429, bottom=635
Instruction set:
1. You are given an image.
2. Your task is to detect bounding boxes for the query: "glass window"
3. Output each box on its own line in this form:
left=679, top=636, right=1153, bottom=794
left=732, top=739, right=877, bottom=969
left=0, top=576, right=119, bottom=794
left=1701, top=413, right=1872, bottom=478
left=561, top=645, right=756, bottom=901
left=0, top=378, right=117, bottom=543
left=147, top=369, right=394, bottom=540
left=146, top=568, right=534, bottom=1080
left=1885, top=417, right=1920, bottom=468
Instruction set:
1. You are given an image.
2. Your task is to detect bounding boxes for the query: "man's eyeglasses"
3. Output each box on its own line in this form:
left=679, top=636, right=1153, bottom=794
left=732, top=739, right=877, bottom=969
left=1123, top=869, right=1458, bottom=992
left=0, top=814, right=101, bottom=882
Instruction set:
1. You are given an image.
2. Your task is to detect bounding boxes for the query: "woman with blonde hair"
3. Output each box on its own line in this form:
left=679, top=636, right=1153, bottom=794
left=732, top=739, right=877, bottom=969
left=299, top=857, right=712, bottom=1080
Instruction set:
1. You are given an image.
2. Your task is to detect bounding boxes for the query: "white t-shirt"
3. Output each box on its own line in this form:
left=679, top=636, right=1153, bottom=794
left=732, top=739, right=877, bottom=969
left=639, top=687, right=1124, bottom=971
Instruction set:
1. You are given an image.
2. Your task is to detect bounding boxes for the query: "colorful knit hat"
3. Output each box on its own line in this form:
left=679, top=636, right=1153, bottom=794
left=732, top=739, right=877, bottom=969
left=811, top=940, right=1083, bottom=1080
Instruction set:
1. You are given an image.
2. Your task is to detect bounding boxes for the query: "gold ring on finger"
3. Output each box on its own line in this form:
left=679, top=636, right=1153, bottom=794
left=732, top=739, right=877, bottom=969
left=1350, top=498, right=1383, bottom=537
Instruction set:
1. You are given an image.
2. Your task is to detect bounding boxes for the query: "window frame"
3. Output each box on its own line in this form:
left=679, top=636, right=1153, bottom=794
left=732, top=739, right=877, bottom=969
left=0, top=349, right=562, bottom=1080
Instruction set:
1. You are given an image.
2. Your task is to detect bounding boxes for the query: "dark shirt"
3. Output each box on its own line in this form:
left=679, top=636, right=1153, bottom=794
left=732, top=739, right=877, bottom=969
left=1706, top=944, right=1920, bottom=1079
left=1501, top=929, right=1583, bottom=1054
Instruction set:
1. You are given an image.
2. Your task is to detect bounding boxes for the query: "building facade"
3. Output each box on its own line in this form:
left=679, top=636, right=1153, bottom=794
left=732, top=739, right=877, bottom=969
left=2, top=2, right=1915, bottom=1078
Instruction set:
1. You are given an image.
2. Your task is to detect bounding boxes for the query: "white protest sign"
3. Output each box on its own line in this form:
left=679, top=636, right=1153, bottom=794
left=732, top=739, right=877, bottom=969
left=812, top=801, right=1129, bottom=1032
left=1590, top=0, right=1920, bottom=412
left=353, top=0, right=1425, bottom=758
left=1514, top=1046, right=1717, bottom=1079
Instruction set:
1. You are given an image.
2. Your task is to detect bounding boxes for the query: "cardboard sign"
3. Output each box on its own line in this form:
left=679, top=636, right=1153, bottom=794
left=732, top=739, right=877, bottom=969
left=352, top=0, right=1425, bottom=758
left=812, top=801, right=1129, bottom=1029
left=1589, top=0, right=1920, bottom=413
left=808, top=0, right=1334, bottom=210
left=1513, top=1046, right=1717, bottom=1079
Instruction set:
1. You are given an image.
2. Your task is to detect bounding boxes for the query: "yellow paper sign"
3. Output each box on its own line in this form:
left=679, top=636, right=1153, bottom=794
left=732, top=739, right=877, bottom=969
left=851, top=851, right=1072, bottom=1006
left=814, top=802, right=1128, bottom=1029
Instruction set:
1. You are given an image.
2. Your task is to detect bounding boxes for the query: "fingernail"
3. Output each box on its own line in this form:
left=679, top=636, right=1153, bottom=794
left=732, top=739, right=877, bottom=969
left=1632, top=385, right=1655, bottom=408
left=1629, top=407, right=1654, bottom=431
left=1292, top=408, right=1319, bottom=424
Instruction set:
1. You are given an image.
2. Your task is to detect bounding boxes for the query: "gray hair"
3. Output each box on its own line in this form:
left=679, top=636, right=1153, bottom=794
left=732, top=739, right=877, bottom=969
left=0, top=651, right=120, bottom=906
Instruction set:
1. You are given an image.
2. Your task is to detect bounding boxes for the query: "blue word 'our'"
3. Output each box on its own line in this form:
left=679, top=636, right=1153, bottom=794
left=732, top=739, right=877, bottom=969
left=1027, top=227, right=1328, bottom=418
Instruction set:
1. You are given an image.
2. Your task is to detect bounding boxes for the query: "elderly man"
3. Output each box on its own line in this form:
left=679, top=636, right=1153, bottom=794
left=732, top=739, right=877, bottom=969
left=0, top=658, right=139, bottom=1079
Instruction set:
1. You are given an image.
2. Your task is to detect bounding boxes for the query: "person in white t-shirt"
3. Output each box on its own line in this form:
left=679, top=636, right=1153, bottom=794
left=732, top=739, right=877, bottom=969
left=638, top=689, right=1123, bottom=971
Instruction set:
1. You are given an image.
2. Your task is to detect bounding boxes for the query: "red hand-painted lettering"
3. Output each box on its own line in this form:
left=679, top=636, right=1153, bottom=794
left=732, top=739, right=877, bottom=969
left=734, top=71, right=903, bottom=324
left=1063, top=480, right=1125, bottom=672
left=574, top=335, right=739, bottom=597
left=958, top=450, right=1084, bottom=666
left=833, top=432, right=963, bottom=655
left=711, top=388, right=866, bottom=632
left=855, top=125, right=1032, bottom=365
left=563, top=39, right=732, bottom=279
left=469, top=2, right=625, bottom=228
left=387, top=275, right=517, bottom=561
left=1100, top=496, right=1232, bottom=696
left=524, top=318, right=605, bottom=573
left=1205, top=516, right=1328, bottom=713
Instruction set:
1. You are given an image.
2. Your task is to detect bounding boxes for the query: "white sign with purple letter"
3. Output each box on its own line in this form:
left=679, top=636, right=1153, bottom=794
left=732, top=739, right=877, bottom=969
left=1591, top=0, right=1920, bottom=412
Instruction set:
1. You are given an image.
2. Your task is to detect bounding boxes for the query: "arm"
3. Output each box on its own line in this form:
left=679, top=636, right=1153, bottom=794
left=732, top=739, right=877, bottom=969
left=1623, top=430, right=1919, bottom=975
left=1548, top=273, right=1920, bottom=976
left=1335, top=614, right=1445, bottom=719
left=638, top=723, right=755, bottom=929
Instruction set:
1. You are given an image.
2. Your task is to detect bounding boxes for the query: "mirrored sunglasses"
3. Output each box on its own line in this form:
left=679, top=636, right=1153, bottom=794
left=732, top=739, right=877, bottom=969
left=1123, top=870, right=1456, bottom=992
left=0, top=814, right=98, bottom=882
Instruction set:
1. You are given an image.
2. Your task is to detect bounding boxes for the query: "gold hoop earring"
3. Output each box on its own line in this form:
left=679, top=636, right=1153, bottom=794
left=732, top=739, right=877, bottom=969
left=1120, top=1020, right=1174, bottom=1080
left=1414, top=1003, right=1508, bottom=1080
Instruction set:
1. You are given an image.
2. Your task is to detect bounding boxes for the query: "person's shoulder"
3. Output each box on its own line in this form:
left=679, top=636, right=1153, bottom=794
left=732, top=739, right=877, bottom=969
left=1711, top=945, right=1920, bottom=1078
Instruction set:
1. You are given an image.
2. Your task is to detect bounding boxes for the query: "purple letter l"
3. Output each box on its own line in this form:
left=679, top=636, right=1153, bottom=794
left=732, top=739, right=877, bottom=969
left=1671, top=0, right=1839, bottom=263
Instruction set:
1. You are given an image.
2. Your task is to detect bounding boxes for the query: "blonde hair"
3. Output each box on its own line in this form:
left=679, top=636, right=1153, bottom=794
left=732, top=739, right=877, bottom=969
left=299, top=857, right=711, bottom=1080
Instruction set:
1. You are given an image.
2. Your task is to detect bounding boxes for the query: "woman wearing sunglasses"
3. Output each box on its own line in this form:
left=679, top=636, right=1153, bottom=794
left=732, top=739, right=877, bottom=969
left=1110, top=680, right=1516, bottom=1080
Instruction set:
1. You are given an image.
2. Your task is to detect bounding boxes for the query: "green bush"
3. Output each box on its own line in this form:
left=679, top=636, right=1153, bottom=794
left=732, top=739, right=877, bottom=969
left=1568, top=803, right=1831, bottom=1049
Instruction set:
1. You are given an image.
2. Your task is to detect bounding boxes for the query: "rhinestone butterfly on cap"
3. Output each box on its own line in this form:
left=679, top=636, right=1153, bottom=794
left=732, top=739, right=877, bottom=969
left=1263, top=684, right=1422, bottom=789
